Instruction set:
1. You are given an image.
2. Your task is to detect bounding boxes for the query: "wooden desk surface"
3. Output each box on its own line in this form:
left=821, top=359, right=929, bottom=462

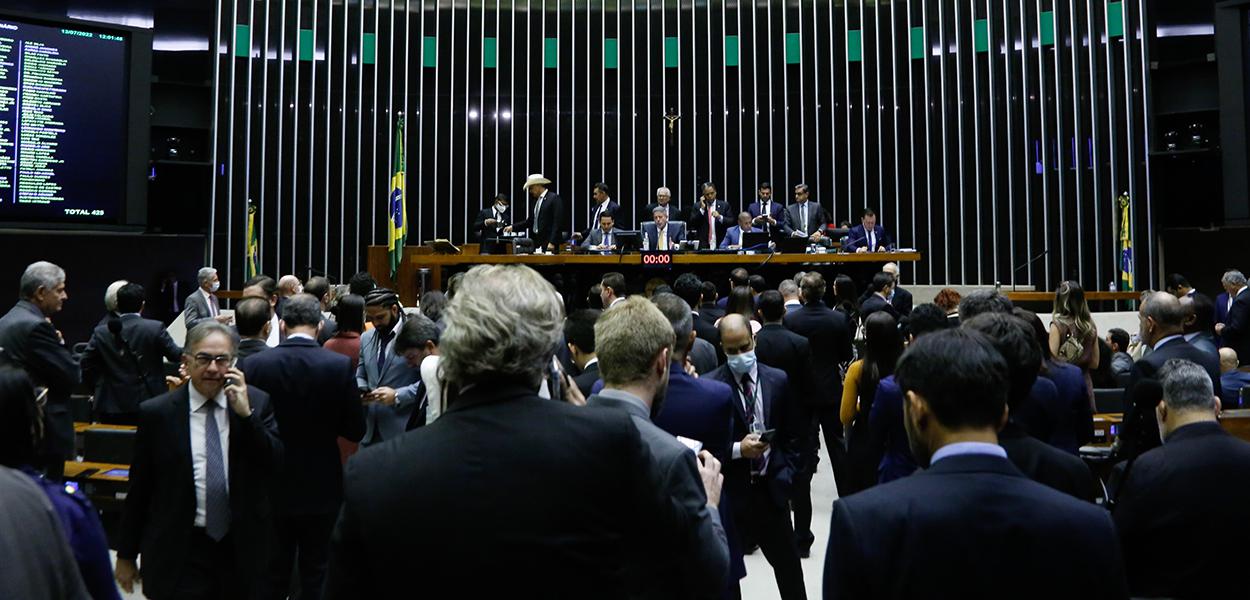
left=74, top=422, right=137, bottom=434
left=1003, top=291, right=1140, bottom=302
left=405, top=250, right=920, bottom=266
left=64, top=461, right=130, bottom=482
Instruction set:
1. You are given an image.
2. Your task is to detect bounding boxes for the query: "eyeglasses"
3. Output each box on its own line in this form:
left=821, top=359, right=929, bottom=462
left=190, top=353, right=234, bottom=367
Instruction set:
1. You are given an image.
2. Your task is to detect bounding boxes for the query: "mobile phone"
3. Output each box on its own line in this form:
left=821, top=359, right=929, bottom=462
left=676, top=436, right=703, bottom=455
left=225, top=358, right=238, bottom=387
left=758, top=429, right=777, bottom=444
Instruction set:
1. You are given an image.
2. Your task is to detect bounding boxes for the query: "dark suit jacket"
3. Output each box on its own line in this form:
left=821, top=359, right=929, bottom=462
left=1223, top=287, right=1250, bottom=366
left=685, top=199, right=733, bottom=246
left=181, top=289, right=220, bottom=330
left=782, top=201, right=829, bottom=238
left=1119, top=337, right=1224, bottom=460
left=0, top=301, right=79, bottom=455
left=471, top=205, right=511, bottom=241
left=844, top=224, right=894, bottom=252
left=641, top=221, right=686, bottom=250
left=867, top=376, right=916, bottom=483
left=747, top=199, right=786, bottom=237
left=718, top=225, right=763, bottom=249
left=859, top=293, right=899, bottom=324
left=1216, top=291, right=1231, bottom=325
left=691, top=310, right=724, bottom=364
left=585, top=392, right=729, bottom=596
left=580, top=199, right=622, bottom=238
left=236, top=338, right=269, bottom=361
left=511, top=191, right=564, bottom=249
left=1040, top=361, right=1094, bottom=453
left=754, top=323, right=813, bottom=402
left=81, top=314, right=182, bottom=416
left=823, top=453, right=1128, bottom=599
left=783, top=302, right=854, bottom=407
left=118, top=385, right=283, bottom=599
left=890, top=286, right=913, bottom=316
left=241, top=337, right=364, bottom=515
left=1115, top=421, right=1250, bottom=598
left=644, top=201, right=679, bottom=220
left=323, top=382, right=670, bottom=598
left=573, top=361, right=600, bottom=398
left=999, top=422, right=1096, bottom=501
left=706, top=363, right=796, bottom=510
left=697, top=302, right=725, bottom=324
left=582, top=227, right=621, bottom=249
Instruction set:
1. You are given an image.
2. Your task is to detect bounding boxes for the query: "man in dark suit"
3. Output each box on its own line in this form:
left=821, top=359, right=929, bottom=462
left=1180, top=292, right=1218, bottom=358
left=881, top=262, right=913, bottom=316
left=650, top=292, right=745, bottom=589
left=471, top=192, right=512, bottom=241
left=81, top=283, right=182, bottom=426
left=644, top=186, right=678, bottom=219
left=781, top=183, right=831, bottom=246
left=747, top=182, right=786, bottom=238
left=233, top=296, right=272, bottom=361
left=581, top=212, right=621, bottom=251
left=783, top=272, right=854, bottom=490
left=823, top=328, right=1128, bottom=598
left=754, top=290, right=820, bottom=555
left=504, top=173, right=564, bottom=252
left=115, top=322, right=283, bottom=599
left=322, top=264, right=682, bottom=597
left=699, top=280, right=726, bottom=323
left=707, top=315, right=805, bottom=599
left=240, top=294, right=364, bottom=600
left=1217, top=269, right=1250, bottom=366
left=183, top=267, right=232, bottom=329
left=964, top=313, right=1097, bottom=501
left=585, top=297, right=729, bottom=596
left=640, top=204, right=686, bottom=251
left=0, top=261, right=79, bottom=480
left=686, top=182, right=733, bottom=249
left=573, top=181, right=621, bottom=243
left=564, top=308, right=602, bottom=398
left=858, top=272, right=900, bottom=324
left=673, top=274, right=723, bottom=363
left=1115, top=358, right=1250, bottom=598
left=1118, top=292, right=1224, bottom=462
left=844, top=207, right=894, bottom=253
left=719, top=212, right=765, bottom=249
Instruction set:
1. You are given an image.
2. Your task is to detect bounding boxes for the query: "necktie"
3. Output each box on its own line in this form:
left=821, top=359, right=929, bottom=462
left=204, top=401, right=230, bottom=541
left=707, top=205, right=715, bottom=246
left=209, top=295, right=219, bottom=317
left=741, top=373, right=766, bottom=475
left=377, top=330, right=393, bottom=372
left=533, top=197, right=544, bottom=234
left=659, top=227, right=668, bottom=250
left=868, top=230, right=875, bottom=251
left=800, top=204, right=808, bottom=235
left=605, top=231, right=612, bottom=248
left=590, top=204, right=601, bottom=230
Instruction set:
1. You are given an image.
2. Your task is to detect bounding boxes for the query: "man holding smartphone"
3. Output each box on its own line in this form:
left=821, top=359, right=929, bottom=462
left=356, top=289, right=421, bottom=445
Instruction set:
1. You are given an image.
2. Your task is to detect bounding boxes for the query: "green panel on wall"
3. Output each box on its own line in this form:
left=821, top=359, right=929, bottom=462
left=1040, top=11, right=1055, bottom=46
left=605, top=38, right=618, bottom=69
left=665, top=36, right=678, bottom=68
left=725, top=35, right=739, bottom=66
left=484, top=37, right=497, bottom=68
left=362, top=33, right=376, bottom=64
left=786, top=32, right=801, bottom=64
left=298, top=28, right=313, bottom=61
left=910, top=27, right=925, bottom=59
left=544, top=37, right=559, bottom=68
left=1108, top=2, right=1124, bottom=38
left=846, top=30, right=860, bottom=62
left=974, top=19, right=989, bottom=52
left=235, top=24, right=249, bottom=58
left=423, top=36, right=437, bottom=67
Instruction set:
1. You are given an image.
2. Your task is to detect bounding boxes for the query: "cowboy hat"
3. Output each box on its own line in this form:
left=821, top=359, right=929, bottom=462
left=522, top=173, right=552, bottom=189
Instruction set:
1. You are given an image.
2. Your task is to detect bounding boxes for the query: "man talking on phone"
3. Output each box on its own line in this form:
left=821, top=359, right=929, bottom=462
left=706, top=314, right=806, bottom=600
left=585, top=297, right=729, bottom=596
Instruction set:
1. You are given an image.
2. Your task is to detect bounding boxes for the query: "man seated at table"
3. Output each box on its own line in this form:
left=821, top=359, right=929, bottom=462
left=719, top=212, right=764, bottom=250
left=583, top=212, right=620, bottom=252
left=845, top=208, right=894, bottom=253
left=642, top=204, right=685, bottom=251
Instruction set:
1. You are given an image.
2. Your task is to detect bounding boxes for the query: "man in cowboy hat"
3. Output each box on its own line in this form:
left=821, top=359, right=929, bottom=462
left=505, top=174, right=564, bottom=253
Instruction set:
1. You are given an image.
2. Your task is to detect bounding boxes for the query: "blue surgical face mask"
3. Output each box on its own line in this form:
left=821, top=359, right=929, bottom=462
left=726, top=350, right=756, bottom=375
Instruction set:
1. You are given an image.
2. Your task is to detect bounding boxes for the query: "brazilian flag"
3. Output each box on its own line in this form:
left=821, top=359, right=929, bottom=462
left=388, top=116, right=407, bottom=279
left=1118, top=193, right=1133, bottom=291
left=245, top=200, right=259, bottom=281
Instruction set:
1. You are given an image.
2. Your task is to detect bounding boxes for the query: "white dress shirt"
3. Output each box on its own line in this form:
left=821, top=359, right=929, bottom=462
left=265, top=313, right=281, bottom=347
left=188, top=384, right=230, bottom=528
left=421, top=354, right=443, bottom=424
left=730, top=363, right=771, bottom=469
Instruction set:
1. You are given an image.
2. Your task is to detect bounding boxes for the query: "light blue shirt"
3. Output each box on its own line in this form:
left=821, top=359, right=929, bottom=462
left=930, top=441, right=1007, bottom=465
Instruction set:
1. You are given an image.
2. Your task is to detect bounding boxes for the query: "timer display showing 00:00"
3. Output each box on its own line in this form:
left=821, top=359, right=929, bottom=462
left=641, top=252, right=673, bottom=266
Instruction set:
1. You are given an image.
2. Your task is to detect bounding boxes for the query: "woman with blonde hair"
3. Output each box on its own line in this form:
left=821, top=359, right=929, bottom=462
left=1049, top=281, right=1100, bottom=403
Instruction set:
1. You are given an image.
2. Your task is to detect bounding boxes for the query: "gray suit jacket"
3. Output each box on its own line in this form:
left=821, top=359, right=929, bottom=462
left=582, top=227, right=619, bottom=249
left=182, top=289, right=219, bottom=329
left=585, top=390, right=729, bottom=596
left=356, top=323, right=422, bottom=444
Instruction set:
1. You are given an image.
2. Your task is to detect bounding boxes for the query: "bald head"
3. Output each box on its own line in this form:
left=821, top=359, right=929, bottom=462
left=1139, top=291, right=1186, bottom=346
left=1221, top=348, right=1240, bottom=373
left=718, top=313, right=755, bottom=356
left=883, top=262, right=899, bottom=277
left=278, top=275, right=302, bottom=297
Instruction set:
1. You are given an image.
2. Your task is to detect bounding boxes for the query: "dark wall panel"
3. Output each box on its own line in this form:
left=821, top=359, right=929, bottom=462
left=209, top=0, right=1154, bottom=291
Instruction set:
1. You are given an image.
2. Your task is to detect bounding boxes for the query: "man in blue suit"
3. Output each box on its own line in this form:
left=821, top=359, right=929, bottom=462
left=241, top=294, right=365, bottom=600
left=356, top=289, right=422, bottom=445
left=719, top=212, right=764, bottom=250
left=844, top=208, right=894, bottom=253
left=747, top=182, right=786, bottom=238
left=707, top=314, right=805, bottom=600
left=641, top=204, right=686, bottom=251
left=650, top=293, right=745, bottom=593
left=823, top=328, right=1128, bottom=599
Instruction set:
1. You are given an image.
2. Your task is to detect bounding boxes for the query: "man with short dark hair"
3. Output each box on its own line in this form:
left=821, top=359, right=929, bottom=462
left=234, top=297, right=273, bottom=361
left=393, top=315, right=442, bottom=426
left=1107, top=327, right=1134, bottom=377
left=1118, top=292, right=1223, bottom=461
left=564, top=309, right=602, bottom=397
left=716, top=268, right=751, bottom=311
left=958, top=289, right=1014, bottom=322
left=585, top=297, right=729, bottom=596
left=600, top=272, right=628, bottom=309
left=243, top=275, right=282, bottom=345
left=748, top=182, right=785, bottom=238
left=673, top=273, right=722, bottom=358
left=574, top=181, right=621, bottom=243
left=1115, top=359, right=1250, bottom=598
left=781, top=184, right=830, bottom=246
left=0, top=261, right=79, bottom=479
left=845, top=208, right=894, bottom=253
left=348, top=271, right=377, bottom=297
left=471, top=192, right=512, bottom=241
left=823, top=328, right=1127, bottom=598
left=859, top=272, right=899, bottom=323
left=1180, top=292, right=1218, bottom=357
left=81, top=283, right=182, bottom=425
left=1164, top=273, right=1195, bottom=298
left=116, top=322, right=282, bottom=598
left=241, top=295, right=364, bottom=600
left=304, top=276, right=338, bottom=343
left=700, top=281, right=725, bottom=323
left=583, top=212, right=619, bottom=251
left=686, top=182, right=733, bottom=249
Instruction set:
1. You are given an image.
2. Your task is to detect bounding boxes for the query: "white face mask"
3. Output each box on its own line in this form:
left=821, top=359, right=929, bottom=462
left=209, top=281, right=221, bottom=292
left=495, top=202, right=508, bottom=212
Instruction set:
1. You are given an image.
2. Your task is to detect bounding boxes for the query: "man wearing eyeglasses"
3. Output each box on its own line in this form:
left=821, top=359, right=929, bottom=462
left=115, top=321, right=282, bottom=600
